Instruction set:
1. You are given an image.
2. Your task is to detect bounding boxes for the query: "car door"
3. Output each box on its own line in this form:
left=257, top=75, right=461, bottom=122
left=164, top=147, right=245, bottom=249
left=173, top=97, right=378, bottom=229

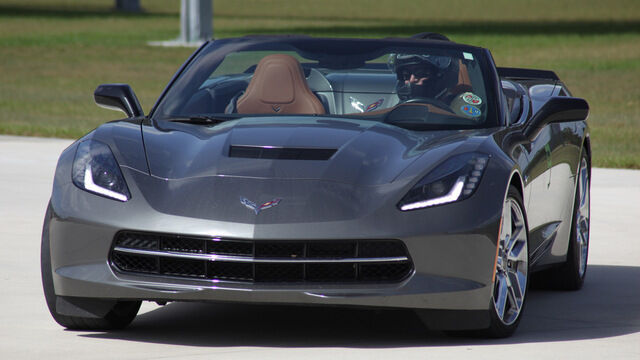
left=543, top=85, right=584, bottom=261
left=503, top=81, right=554, bottom=259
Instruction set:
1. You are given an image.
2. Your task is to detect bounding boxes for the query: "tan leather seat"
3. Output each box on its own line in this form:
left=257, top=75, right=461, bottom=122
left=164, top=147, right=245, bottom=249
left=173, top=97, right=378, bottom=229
left=236, top=54, right=326, bottom=115
left=452, top=60, right=473, bottom=94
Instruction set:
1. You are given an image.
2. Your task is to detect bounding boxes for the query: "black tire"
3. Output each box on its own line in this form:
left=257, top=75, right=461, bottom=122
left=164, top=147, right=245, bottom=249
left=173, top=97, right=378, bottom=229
left=533, top=152, right=590, bottom=290
left=477, top=185, right=530, bottom=338
left=41, top=203, right=141, bottom=330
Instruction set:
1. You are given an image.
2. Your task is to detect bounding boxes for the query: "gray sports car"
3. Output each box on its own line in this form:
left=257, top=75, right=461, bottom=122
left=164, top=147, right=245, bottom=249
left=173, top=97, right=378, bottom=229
left=41, top=33, right=590, bottom=338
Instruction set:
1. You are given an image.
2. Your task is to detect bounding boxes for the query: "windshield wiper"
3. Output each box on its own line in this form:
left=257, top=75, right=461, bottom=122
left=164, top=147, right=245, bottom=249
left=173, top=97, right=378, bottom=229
left=166, top=114, right=236, bottom=125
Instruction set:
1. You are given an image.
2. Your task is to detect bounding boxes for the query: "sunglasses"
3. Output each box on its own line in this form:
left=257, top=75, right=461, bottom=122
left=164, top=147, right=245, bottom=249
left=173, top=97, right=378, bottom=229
left=400, top=66, right=434, bottom=81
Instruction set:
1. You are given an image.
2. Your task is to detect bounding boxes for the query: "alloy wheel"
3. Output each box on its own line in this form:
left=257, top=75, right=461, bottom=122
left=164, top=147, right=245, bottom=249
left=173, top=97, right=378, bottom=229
left=576, top=157, right=590, bottom=277
left=493, top=196, right=528, bottom=325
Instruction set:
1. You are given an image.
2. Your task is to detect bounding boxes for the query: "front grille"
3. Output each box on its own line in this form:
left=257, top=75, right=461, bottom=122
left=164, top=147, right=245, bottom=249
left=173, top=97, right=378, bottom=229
left=207, top=240, right=252, bottom=256
left=160, top=257, right=206, bottom=278
left=255, top=242, right=304, bottom=258
left=209, top=261, right=253, bottom=281
left=112, top=252, right=157, bottom=273
left=307, top=242, right=356, bottom=258
left=161, top=238, right=205, bottom=253
left=110, top=231, right=413, bottom=284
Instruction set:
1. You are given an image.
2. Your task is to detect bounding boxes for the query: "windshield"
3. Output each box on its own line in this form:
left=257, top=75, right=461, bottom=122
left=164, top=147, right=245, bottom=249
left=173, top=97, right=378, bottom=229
left=152, top=37, right=498, bottom=131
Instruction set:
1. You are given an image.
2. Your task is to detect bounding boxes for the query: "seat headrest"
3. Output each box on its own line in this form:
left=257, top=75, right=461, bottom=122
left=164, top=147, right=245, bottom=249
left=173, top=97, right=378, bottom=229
left=236, top=54, right=326, bottom=115
left=454, top=60, right=473, bottom=93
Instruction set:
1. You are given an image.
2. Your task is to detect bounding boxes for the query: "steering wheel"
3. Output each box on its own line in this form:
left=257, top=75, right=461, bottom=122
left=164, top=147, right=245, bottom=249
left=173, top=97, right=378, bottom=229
left=401, top=97, right=453, bottom=113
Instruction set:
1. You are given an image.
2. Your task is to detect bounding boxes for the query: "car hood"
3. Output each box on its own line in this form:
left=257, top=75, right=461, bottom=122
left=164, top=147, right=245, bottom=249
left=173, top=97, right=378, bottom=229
left=142, top=117, right=492, bottom=185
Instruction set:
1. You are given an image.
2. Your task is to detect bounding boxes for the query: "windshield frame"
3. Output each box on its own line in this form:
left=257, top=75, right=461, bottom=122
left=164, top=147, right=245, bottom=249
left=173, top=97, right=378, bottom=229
left=149, top=36, right=501, bottom=131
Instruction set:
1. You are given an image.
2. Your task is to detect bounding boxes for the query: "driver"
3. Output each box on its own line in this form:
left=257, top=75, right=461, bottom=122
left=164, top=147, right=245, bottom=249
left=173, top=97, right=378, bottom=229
left=391, top=53, right=460, bottom=103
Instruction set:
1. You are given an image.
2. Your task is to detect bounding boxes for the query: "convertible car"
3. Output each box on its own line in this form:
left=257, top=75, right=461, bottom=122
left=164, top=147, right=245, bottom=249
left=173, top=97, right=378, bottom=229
left=42, top=33, right=590, bottom=338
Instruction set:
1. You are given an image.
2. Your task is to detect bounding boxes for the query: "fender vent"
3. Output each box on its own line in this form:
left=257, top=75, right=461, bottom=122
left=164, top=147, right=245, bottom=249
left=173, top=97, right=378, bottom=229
left=229, top=145, right=336, bottom=160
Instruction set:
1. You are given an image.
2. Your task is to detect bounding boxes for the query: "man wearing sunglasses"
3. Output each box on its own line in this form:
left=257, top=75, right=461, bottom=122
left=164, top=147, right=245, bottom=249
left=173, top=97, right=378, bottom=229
left=392, top=53, right=460, bottom=105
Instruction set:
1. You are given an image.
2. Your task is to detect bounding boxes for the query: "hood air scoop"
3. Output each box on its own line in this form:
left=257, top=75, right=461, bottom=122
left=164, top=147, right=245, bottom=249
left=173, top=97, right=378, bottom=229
left=229, top=145, right=337, bottom=160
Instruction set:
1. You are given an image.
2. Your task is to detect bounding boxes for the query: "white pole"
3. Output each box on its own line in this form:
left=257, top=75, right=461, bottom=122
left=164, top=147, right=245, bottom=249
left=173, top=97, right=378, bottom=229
left=180, top=0, right=213, bottom=43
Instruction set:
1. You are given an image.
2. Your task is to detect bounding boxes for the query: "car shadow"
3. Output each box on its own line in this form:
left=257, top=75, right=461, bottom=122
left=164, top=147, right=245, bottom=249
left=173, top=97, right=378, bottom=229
left=80, top=264, right=640, bottom=347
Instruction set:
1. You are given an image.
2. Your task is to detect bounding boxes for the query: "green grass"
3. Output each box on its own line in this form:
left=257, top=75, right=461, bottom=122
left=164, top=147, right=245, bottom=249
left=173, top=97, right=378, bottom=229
left=1, top=0, right=639, bottom=168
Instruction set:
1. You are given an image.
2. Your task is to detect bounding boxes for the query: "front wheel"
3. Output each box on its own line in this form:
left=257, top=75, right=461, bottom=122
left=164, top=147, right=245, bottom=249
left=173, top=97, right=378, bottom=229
left=480, top=185, right=530, bottom=338
left=41, top=203, right=141, bottom=330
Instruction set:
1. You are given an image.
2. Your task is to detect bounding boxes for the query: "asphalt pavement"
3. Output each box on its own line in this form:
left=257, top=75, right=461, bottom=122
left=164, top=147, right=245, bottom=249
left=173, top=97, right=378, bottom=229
left=0, top=135, right=638, bottom=359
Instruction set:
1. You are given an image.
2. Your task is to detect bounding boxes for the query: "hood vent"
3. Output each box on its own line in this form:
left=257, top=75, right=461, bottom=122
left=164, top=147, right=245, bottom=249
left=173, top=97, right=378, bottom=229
left=229, top=145, right=337, bottom=160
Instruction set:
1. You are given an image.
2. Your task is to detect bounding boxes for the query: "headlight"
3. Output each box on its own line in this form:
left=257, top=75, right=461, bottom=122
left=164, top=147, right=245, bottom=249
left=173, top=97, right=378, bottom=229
left=72, top=139, right=131, bottom=202
left=398, top=152, right=489, bottom=211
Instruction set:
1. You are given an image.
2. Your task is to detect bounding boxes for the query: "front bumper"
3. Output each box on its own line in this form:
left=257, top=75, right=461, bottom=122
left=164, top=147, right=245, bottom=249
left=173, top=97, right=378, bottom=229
left=50, top=218, right=494, bottom=311
left=48, top=193, right=500, bottom=314
left=47, top=136, right=506, bottom=317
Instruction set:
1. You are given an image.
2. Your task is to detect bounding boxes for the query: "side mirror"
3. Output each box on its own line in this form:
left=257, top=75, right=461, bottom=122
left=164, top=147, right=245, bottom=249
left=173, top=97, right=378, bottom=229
left=523, top=96, right=589, bottom=140
left=94, top=84, right=144, bottom=118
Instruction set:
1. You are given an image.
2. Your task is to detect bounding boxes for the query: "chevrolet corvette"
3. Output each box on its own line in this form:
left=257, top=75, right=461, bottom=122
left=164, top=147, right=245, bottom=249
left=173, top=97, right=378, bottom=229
left=41, top=33, right=590, bottom=338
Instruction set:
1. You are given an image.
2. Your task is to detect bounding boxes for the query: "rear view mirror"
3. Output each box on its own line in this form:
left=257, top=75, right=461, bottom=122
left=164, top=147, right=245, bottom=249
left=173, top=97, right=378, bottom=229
left=94, top=84, right=144, bottom=118
left=524, top=97, right=589, bottom=140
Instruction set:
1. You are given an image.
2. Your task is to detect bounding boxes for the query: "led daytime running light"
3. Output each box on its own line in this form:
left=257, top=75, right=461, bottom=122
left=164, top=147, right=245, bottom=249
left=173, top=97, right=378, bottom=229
left=400, top=176, right=465, bottom=211
left=83, top=165, right=128, bottom=202
left=398, top=152, right=489, bottom=211
left=72, top=139, right=131, bottom=202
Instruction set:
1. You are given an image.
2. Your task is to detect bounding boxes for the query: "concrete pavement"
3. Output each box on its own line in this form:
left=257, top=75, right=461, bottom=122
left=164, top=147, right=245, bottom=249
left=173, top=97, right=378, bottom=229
left=0, top=135, right=638, bottom=359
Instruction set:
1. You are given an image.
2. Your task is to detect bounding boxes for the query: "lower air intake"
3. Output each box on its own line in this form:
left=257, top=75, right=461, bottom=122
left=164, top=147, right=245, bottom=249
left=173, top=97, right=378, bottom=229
left=110, top=231, right=412, bottom=284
